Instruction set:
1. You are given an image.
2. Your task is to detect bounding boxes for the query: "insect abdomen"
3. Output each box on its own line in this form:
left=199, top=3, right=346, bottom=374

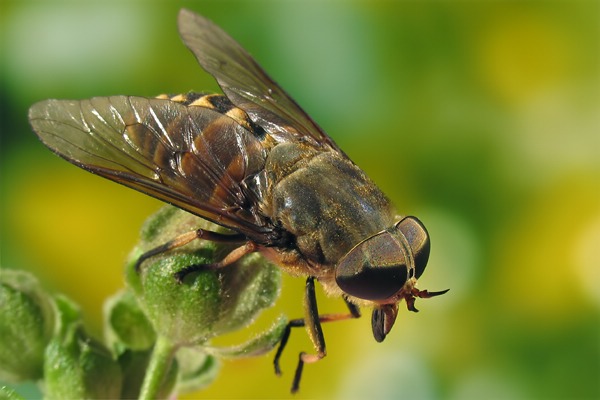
left=158, top=92, right=266, bottom=138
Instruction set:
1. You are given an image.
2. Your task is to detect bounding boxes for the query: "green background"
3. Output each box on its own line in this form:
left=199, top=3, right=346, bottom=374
left=1, top=0, right=598, bottom=399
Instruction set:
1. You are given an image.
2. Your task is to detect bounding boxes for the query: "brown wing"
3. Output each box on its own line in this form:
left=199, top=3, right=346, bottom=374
left=178, top=8, right=346, bottom=155
left=29, top=96, right=274, bottom=241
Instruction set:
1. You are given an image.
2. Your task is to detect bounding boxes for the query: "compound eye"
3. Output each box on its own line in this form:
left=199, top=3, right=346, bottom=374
left=396, top=217, right=430, bottom=279
left=335, top=232, right=408, bottom=301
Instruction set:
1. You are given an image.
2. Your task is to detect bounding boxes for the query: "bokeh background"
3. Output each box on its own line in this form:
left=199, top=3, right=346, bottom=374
left=1, top=0, right=598, bottom=399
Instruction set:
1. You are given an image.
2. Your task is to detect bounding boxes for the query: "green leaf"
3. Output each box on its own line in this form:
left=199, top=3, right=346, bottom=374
left=174, top=347, right=220, bottom=395
left=205, top=315, right=288, bottom=358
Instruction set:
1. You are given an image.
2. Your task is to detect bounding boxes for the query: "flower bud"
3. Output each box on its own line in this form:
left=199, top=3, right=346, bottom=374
left=0, top=269, right=54, bottom=382
left=104, top=289, right=156, bottom=352
left=125, top=206, right=282, bottom=347
left=43, top=296, right=122, bottom=399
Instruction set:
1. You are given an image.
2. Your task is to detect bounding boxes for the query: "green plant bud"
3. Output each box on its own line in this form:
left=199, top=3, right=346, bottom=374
left=104, top=290, right=156, bottom=352
left=0, top=269, right=54, bottom=382
left=125, top=206, right=282, bottom=347
left=174, top=347, right=220, bottom=394
left=126, top=249, right=224, bottom=346
left=43, top=296, right=122, bottom=400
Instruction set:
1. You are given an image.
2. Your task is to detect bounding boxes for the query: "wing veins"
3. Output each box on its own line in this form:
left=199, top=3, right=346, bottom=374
left=80, top=104, right=163, bottom=176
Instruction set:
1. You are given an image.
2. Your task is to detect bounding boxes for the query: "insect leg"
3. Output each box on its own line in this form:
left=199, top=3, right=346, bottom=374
left=174, top=241, right=258, bottom=282
left=134, top=228, right=246, bottom=273
left=273, top=278, right=361, bottom=393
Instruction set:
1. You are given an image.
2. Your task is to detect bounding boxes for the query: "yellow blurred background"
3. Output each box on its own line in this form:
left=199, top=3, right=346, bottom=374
left=1, top=0, right=598, bottom=399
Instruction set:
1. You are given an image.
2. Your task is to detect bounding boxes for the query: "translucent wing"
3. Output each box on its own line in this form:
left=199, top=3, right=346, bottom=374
left=178, top=8, right=345, bottom=154
left=29, top=96, right=274, bottom=241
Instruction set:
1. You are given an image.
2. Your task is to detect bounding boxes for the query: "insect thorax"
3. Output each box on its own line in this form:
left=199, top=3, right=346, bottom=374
left=264, top=142, right=397, bottom=268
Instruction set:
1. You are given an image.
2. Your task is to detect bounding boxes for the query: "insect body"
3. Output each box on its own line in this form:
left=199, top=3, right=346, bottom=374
left=29, top=9, right=448, bottom=393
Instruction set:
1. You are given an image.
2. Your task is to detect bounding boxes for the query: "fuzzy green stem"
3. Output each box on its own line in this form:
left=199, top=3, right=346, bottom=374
left=138, top=335, right=177, bottom=400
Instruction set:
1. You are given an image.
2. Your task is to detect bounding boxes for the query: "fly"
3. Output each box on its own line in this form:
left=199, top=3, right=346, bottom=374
left=28, top=8, right=448, bottom=393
